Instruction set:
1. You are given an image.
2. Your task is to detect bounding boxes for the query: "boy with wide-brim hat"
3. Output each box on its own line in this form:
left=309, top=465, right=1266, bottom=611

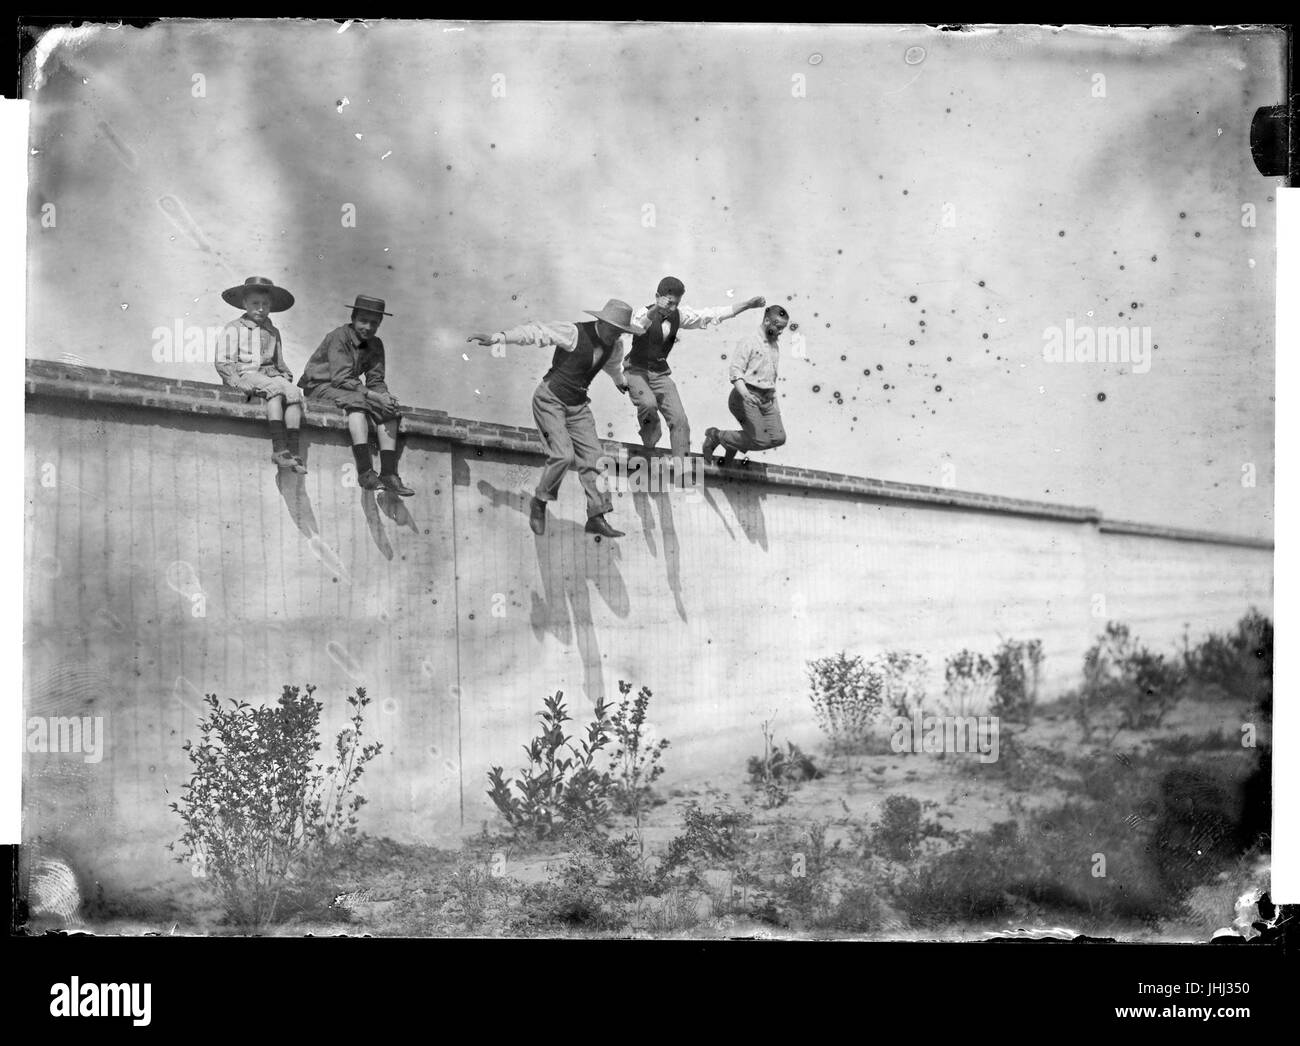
left=214, top=276, right=308, bottom=473
left=298, top=294, right=414, bottom=496
left=467, top=299, right=635, bottom=538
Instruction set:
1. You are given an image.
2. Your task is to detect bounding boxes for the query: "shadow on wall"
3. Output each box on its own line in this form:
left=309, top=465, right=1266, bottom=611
left=276, top=427, right=420, bottom=558
left=631, top=489, right=687, bottom=622
left=703, top=469, right=770, bottom=550
left=475, top=478, right=630, bottom=710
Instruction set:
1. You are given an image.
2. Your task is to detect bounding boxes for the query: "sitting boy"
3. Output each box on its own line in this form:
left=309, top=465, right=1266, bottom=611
left=297, top=294, right=413, bottom=496
left=215, top=276, right=307, bottom=473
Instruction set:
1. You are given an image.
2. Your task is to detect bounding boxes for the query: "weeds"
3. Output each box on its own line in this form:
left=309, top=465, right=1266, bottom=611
left=607, top=681, right=671, bottom=824
left=486, top=690, right=613, bottom=839
left=747, top=719, right=822, bottom=808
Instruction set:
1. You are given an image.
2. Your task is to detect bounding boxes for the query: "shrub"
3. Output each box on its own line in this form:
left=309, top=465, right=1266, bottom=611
left=807, top=652, right=883, bottom=753
left=169, top=684, right=382, bottom=932
left=943, top=649, right=997, bottom=717
left=992, top=638, right=1043, bottom=723
left=1073, top=623, right=1185, bottom=739
left=607, top=681, right=671, bottom=823
left=1183, top=610, right=1273, bottom=718
left=486, top=690, right=613, bottom=839
left=660, top=803, right=754, bottom=884
left=869, top=795, right=945, bottom=862
left=747, top=719, right=822, bottom=808
left=876, top=650, right=930, bottom=720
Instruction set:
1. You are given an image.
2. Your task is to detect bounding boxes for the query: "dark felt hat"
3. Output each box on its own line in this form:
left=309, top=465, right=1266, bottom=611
left=222, top=276, right=295, bottom=312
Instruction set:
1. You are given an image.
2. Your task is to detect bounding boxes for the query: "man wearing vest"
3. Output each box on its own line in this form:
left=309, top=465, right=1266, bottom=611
left=625, top=277, right=765, bottom=478
left=467, top=299, right=637, bottom=538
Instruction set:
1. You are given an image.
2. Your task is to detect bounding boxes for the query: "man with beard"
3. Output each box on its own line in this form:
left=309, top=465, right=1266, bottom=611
left=702, top=304, right=791, bottom=466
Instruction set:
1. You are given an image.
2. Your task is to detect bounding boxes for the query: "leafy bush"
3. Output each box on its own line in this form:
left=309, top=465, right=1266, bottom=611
left=659, top=803, right=755, bottom=884
left=807, top=652, right=883, bottom=753
left=943, top=649, right=997, bottom=717
left=1073, top=623, right=1185, bottom=739
left=868, top=795, right=945, bottom=861
left=876, top=650, right=930, bottom=720
left=1183, top=610, right=1273, bottom=719
left=486, top=690, right=613, bottom=839
left=169, top=684, right=383, bottom=932
left=607, top=681, right=670, bottom=822
left=992, top=638, right=1044, bottom=723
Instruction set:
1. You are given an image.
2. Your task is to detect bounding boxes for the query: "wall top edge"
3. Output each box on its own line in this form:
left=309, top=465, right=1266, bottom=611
left=24, top=359, right=1272, bottom=549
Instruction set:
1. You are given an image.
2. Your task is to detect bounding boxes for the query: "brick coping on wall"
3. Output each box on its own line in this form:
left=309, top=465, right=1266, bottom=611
left=26, top=358, right=1274, bottom=551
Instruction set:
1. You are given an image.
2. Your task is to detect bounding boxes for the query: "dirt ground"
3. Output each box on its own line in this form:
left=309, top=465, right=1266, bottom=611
left=57, top=684, right=1272, bottom=942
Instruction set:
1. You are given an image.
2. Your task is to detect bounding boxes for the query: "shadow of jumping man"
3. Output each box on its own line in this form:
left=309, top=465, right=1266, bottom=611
left=631, top=488, right=687, bottom=621
left=698, top=462, right=769, bottom=550
left=477, top=479, right=630, bottom=709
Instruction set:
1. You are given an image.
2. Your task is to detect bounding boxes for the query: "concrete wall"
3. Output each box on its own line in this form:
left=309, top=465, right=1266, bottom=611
left=23, top=361, right=1273, bottom=885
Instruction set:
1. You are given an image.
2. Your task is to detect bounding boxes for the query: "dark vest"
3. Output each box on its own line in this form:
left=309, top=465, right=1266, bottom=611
left=626, top=305, right=681, bottom=373
left=543, top=321, right=614, bottom=406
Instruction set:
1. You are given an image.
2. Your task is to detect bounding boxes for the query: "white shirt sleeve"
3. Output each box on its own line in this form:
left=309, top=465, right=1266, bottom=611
left=494, top=321, right=580, bottom=350
left=677, top=304, right=737, bottom=330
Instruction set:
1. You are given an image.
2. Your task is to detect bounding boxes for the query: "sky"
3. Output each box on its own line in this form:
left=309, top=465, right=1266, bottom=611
left=24, top=21, right=1284, bottom=538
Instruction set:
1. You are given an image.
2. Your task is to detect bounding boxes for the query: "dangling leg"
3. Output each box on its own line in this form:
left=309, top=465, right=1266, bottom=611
left=347, top=411, right=381, bottom=489
left=377, top=417, right=414, bottom=496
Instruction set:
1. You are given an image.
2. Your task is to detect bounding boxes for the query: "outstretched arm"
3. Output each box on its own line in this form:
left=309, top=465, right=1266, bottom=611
left=467, top=320, right=580, bottom=350
left=678, top=296, right=766, bottom=330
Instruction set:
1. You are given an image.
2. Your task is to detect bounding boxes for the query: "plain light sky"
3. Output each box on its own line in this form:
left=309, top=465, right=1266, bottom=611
left=24, top=21, right=1283, bottom=538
